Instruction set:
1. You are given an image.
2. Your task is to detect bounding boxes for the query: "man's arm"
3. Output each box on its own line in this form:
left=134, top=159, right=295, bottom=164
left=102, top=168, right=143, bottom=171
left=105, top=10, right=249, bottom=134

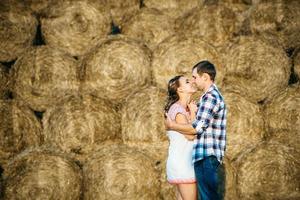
left=166, top=117, right=197, bottom=135
left=192, top=93, right=219, bottom=136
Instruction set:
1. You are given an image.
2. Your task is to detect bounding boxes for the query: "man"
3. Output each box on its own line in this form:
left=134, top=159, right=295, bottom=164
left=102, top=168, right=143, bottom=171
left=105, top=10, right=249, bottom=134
left=165, top=60, right=227, bottom=200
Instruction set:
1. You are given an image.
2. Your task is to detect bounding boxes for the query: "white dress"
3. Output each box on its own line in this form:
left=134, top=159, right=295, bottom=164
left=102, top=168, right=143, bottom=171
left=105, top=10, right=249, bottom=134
left=166, top=103, right=196, bottom=184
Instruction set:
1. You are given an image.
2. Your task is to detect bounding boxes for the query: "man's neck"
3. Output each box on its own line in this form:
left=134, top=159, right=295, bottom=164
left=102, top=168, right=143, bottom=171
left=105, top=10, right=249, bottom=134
left=203, top=82, right=214, bottom=93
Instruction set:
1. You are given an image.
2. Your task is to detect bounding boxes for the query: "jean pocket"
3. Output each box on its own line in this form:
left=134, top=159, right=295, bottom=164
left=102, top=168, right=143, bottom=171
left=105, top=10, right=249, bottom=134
left=204, top=156, right=220, bottom=169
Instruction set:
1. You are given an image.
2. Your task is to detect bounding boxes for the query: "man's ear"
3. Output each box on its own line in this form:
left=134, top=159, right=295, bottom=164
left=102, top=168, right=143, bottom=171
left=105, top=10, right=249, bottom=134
left=203, top=73, right=210, bottom=81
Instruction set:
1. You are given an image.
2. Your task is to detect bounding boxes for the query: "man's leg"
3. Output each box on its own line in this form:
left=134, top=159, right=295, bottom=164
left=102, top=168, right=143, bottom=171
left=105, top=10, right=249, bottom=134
left=194, top=156, right=225, bottom=200
left=194, top=159, right=209, bottom=200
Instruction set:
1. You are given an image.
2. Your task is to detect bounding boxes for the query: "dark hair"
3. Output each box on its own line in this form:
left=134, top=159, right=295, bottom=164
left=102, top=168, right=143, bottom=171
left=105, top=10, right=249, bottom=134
left=192, top=60, right=216, bottom=81
left=164, top=75, right=183, bottom=112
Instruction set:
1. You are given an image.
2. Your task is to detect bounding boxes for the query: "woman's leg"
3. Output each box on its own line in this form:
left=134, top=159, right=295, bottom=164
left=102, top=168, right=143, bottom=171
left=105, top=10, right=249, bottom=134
left=176, top=186, right=183, bottom=200
left=178, top=183, right=197, bottom=200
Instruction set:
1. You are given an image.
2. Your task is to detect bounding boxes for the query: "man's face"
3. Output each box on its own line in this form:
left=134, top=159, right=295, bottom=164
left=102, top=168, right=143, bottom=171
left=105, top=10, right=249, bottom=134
left=192, top=68, right=205, bottom=90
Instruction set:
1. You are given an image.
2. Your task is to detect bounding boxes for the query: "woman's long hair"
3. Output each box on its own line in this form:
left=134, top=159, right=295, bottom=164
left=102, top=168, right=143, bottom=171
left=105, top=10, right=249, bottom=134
left=164, top=75, right=182, bottom=113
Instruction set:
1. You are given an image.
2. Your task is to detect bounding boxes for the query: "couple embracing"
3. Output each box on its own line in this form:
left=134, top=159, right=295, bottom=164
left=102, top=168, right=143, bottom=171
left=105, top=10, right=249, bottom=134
left=165, top=60, right=227, bottom=200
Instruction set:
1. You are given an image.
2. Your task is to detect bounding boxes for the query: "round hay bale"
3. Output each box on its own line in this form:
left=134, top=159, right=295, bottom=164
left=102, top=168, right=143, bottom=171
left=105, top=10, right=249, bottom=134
left=108, top=0, right=140, bottom=27
left=3, top=147, right=82, bottom=200
left=267, top=130, right=299, bottom=152
left=223, top=36, right=290, bottom=103
left=0, top=99, right=42, bottom=167
left=121, top=86, right=167, bottom=143
left=223, top=91, right=265, bottom=161
left=175, top=3, right=238, bottom=47
left=152, top=34, right=224, bottom=90
left=11, top=46, right=80, bottom=112
left=0, top=6, right=37, bottom=62
left=223, top=158, right=238, bottom=200
left=143, top=0, right=199, bottom=19
left=43, top=94, right=121, bottom=160
left=237, top=141, right=300, bottom=200
left=122, top=8, right=175, bottom=50
left=265, top=83, right=300, bottom=133
left=294, top=51, right=300, bottom=79
left=7, top=0, right=51, bottom=14
left=83, top=144, right=160, bottom=200
left=0, top=64, right=10, bottom=99
left=41, top=0, right=111, bottom=57
left=249, top=1, right=300, bottom=49
left=81, top=35, right=152, bottom=103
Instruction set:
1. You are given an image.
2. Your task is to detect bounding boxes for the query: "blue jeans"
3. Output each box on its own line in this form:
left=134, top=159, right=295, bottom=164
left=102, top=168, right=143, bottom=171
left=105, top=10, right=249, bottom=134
left=194, top=156, right=225, bottom=200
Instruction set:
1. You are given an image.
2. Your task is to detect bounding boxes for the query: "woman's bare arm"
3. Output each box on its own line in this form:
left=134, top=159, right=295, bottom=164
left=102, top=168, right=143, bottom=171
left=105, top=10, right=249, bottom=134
left=175, top=113, right=196, bottom=141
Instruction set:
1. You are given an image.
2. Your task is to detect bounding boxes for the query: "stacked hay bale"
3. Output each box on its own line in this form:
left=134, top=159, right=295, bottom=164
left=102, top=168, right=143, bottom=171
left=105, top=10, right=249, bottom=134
left=152, top=34, right=225, bottom=90
left=122, top=8, right=175, bottom=50
left=223, top=158, right=239, bottom=200
left=249, top=0, right=300, bottom=50
left=10, top=46, right=81, bottom=112
left=0, top=100, right=42, bottom=167
left=83, top=144, right=160, bottom=200
left=143, top=0, right=200, bottom=19
left=0, top=3, right=37, bottom=62
left=43, top=94, right=121, bottom=162
left=223, top=92, right=265, bottom=161
left=3, top=147, right=82, bottom=200
left=0, top=64, right=10, bottom=99
left=121, top=86, right=171, bottom=199
left=40, top=0, right=111, bottom=57
left=7, top=0, right=51, bottom=14
left=175, top=2, right=239, bottom=48
left=80, top=35, right=152, bottom=104
left=236, top=141, right=300, bottom=200
left=223, top=36, right=290, bottom=103
left=107, top=0, right=140, bottom=27
left=264, top=84, right=300, bottom=150
left=294, top=51, right=300, bottom=79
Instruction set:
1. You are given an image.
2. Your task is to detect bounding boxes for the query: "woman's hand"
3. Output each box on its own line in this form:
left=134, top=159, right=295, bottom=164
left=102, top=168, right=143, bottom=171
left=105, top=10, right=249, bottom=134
left=188, top=100, right=198, bottom=114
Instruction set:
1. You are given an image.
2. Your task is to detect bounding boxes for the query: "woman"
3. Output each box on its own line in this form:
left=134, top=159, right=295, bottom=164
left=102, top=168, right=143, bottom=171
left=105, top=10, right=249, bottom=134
left=165, top=75, right=198, bottom=200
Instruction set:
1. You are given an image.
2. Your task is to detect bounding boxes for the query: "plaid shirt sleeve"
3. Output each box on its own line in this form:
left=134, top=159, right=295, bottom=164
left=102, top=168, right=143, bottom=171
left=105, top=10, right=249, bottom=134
left=192, top=93, right=219, bottom=135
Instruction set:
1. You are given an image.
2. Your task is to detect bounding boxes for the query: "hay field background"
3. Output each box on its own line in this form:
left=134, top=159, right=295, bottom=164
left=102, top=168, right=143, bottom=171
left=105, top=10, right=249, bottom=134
left=0, top=0, right=299, bottom=199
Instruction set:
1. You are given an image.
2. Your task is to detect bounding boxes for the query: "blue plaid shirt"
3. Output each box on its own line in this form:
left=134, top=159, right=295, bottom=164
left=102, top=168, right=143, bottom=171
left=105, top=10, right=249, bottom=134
left=192, top=84, right=227, bottom=164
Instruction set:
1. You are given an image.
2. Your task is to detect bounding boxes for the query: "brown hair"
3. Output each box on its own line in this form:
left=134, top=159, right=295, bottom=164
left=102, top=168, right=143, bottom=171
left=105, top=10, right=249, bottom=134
left=192, top=60, right=216, bottom=81
left=164, top=75, right=183, bottom=112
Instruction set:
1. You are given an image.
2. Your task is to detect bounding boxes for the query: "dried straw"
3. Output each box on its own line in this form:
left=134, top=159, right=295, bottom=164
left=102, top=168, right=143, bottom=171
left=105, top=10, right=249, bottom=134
left=122, top=8, right=175, bottom=50
left=143, top=0, right=199, bottom=19
left=223, top=91, right=265, bottom=161
left=294, top=51, right=300, bottom=79
left=7, top=0, right=51, bottom=14
left=108, top=0, right=140, bottom=27
left=175, top=3, right=238, bottom=47
left=223, top=36, right=290, bottom=103
left=223, top=158, right=238, bottom=200
left=249, top=1, right=300, bottom=49
left=3, top=147, right=82, bottom=200
left=81, top=35, right=152, bottom=103
left=121, top=86, right=167, bottom=143
left=0, top=99, right=42, bottom=167
left=0, top=5, right=37, bottom=62
left=265, top=84, right=300, bottom=133
left=43, top=94, right=121, bottom=161
left=41, top=0, right=111, bottom=57
left=152, top=34, right=224, bottom=90
left=0, top=64, right=10, bottom=99
left=10, top=46, right=80, bottom=112
left=83, top=144, right=160, bottom=200
left=237, top=141, right=300, bottom=200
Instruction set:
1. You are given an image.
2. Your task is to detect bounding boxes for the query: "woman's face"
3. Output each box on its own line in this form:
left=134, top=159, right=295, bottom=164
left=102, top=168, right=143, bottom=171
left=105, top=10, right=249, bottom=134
left=178, top=76, right=197, bottom=94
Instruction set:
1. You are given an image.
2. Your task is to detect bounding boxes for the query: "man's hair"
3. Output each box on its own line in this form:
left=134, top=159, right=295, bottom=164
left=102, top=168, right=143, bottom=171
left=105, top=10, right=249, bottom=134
left=192, top=60, right=216, bottom=81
